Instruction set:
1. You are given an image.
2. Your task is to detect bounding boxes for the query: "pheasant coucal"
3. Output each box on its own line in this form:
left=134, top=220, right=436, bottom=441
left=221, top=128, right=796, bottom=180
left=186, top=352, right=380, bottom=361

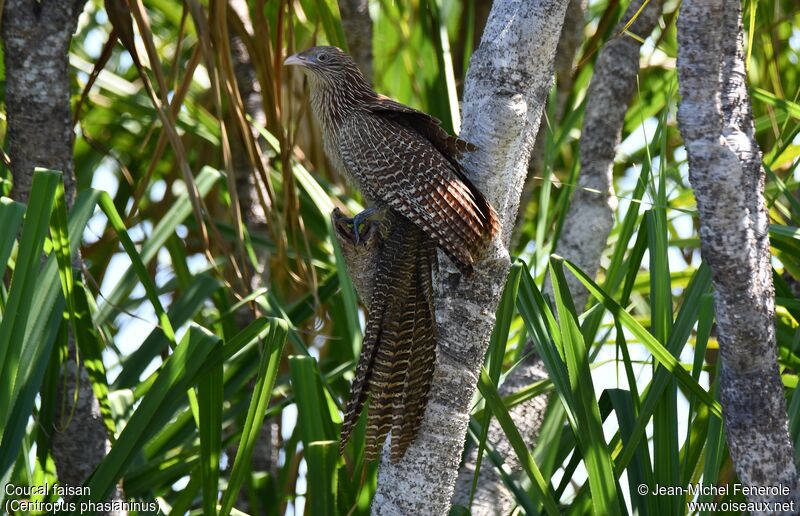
left=285, top=46, right=498, bottom=462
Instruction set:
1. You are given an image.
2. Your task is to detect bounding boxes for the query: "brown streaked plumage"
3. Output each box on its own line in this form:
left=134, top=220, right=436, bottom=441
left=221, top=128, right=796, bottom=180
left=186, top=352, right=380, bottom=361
left=285, top=46, right=497, bottom=462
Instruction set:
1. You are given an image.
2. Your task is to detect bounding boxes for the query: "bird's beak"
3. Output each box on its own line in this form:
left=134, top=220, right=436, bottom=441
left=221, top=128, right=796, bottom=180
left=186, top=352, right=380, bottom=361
left=284, top=54, right=306, bottom=67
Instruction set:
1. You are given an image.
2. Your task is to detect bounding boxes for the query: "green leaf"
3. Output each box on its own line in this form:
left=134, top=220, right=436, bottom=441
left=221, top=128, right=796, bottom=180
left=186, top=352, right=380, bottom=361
left=74, top=282, right=117, bottom=438
left=113, top=272, right=222, bottom=390
left=198, top=344, right=223, bottom=516
left=312, top=0, right=348, bottom=50
left=0, top=188, right=101, bottom=483
left=95, top=166, right=222, bottom=325
left=561, top=257, right=721, bottom=417
left=289, top=355, right=341, bottom=446
left=516, top=261, right=578, bottom=428
left=219, top=318, right=288, bottom=516
left=75, top=325, right=219, bottom=505
left=471, top=262, right=522, bottom=506
left=645, top=209, right=680, bottom=516
left=477, top=368, right=561, bottom=515
left=306, top=440, right=339, bottom=515
left=607, top=389, right=653, bottom=516
left=0, top=169, right=60, bottom=426
left=0, top=197, right=25, bottom=276
left=549, top=258, right=621, bottom=516
left=752, top=87, right=800, bottom=120
left=465, top=418, right=540, bottom=514
left=97, top=190, right=178, bottom=344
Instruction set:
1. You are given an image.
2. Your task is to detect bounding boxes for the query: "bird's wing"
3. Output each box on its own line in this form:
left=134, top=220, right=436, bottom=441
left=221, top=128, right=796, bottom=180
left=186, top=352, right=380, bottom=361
left=364, top=96, right=498, bottom=245
left=365, top=95, right=477, bottom=161
left=339, top=111, right=497, bottom=271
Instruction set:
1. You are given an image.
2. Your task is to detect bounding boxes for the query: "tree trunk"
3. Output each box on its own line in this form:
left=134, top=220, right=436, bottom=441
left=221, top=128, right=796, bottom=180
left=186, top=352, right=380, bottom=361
left=368, top=0, right=570, bottom=513
left=677, top=0, right=800, bottom=507
left=3, top=0, right=82, bottom=205
left=453, top=5, right=585, bottom=514
left=450, top=3, right=585, bottom=511
left=2, top=1, right=125, bottom=513
left=451, top=2, right=664, bottom=511
left=337, top=0, right=372, bottom=81
left=513, top=0, right=585, bottom=243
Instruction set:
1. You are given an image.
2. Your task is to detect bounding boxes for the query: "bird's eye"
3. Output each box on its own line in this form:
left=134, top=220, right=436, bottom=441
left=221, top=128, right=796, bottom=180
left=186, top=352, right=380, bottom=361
left=317, top=53, right=328, bottom=62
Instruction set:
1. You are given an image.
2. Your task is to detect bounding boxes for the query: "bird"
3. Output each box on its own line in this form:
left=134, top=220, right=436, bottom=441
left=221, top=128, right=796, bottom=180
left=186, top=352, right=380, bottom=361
left=285, top=46, right=498, bottom=462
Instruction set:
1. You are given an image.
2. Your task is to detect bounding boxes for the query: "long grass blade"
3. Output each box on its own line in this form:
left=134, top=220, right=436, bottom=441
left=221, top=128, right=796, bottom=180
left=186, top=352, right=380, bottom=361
left=477, top=368, right=561, bottom=515
left=219, top=318, right=288, bottom=516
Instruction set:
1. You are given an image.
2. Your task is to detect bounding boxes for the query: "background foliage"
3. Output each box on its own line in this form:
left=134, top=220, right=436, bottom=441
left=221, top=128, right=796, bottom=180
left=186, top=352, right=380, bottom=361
left=0, top=0, right=799, bottom=514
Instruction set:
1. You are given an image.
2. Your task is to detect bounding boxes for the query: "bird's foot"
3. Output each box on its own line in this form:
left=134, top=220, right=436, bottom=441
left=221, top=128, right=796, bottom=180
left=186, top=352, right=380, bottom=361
left=331, top=207, right=380, bottom=246
left=351, top=207, right=378, bottom=244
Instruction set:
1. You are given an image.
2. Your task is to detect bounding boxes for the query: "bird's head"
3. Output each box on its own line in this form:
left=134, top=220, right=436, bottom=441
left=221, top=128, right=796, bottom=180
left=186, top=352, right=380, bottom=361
left=284, top=46, right=357, bottom=81
left=284, top=46, right=374, bottom=121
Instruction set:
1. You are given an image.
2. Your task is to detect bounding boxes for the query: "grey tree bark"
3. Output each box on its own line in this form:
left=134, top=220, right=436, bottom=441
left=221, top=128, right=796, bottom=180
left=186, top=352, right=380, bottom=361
left=677, top=0, right=800, bottom=509
left=2, top=1, right=125, bottom=513
left=3, top=0, right=83, bottom=205
left=337, top=0, right=372, bottom=81
left=449, top=4, right=582, bottom=512
left=513, top=0, right=585, bottom=241
left=446, top=3, right=582, bottom=513
left=449, top=2, right=667, bottom=511
left=360, top=0, right=569, bottom=513
left=550, top=0, right=663, bottom=309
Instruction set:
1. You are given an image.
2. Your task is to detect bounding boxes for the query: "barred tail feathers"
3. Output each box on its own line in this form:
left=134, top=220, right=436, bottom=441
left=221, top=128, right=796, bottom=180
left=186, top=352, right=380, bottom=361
left=339, top=215, right=438, bottom=463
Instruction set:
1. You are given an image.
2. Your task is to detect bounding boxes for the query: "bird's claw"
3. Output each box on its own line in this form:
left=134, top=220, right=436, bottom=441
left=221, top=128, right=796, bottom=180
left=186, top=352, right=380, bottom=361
left=331, top=207, right=379, bottom=246
left=351, top=208, right=376, bottom=244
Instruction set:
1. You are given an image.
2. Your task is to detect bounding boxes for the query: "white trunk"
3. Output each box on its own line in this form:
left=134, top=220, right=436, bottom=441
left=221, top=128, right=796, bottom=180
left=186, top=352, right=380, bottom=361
left=513, top=0, right=585, bottom=242
left=371, top=0, right=570, bottom=513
